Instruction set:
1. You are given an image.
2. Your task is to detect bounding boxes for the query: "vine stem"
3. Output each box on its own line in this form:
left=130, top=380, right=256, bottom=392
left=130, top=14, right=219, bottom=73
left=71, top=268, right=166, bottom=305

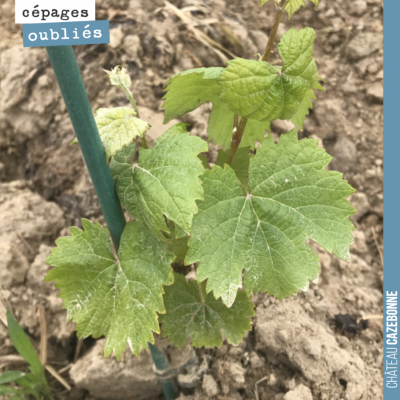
left=261, top=0, right=287, bottom=62
left=226, top=0, right=286, bottom=166
left=226, top=117, right=248, bottom=166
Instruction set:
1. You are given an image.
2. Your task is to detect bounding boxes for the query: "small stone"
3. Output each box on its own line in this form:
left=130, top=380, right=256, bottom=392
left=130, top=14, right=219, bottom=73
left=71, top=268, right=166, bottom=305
left=0, top=242, right=29, bottom=289
left=367, top=63, right=380, bottom=75
left=269, top=373, right=278, bottom=386
left=346, top=33, right=382, bottom=60
left=228, top=340, right=246, bottom=357
left=350, top=192, right=370, bottom=221
left=284, top=384, right=313, bottom=400
left=221, top=381, right=230, bottom=395
left=229, top=346, right=245, bottom=357
left=356, top=59, right=370, bottom=75
left=250, top=352, right=265, bottom=369
left=375, top=69, right=384, bottom=79
left=277, top=329, right=289, bottom=343
left=37, top=74, right=51, bottom=88
left=328, top=33, right=341, bottom=46
left=330, top=136, right=357, bottom=173
left=123, top=35, right=142, bottom=63
left=202, top=374, right=220, bottom=397
left=222, top=361, right=246, bottom=389
left=331, top=18, right=344, bottom=30
left=27, top=244, right=52, bottom=292
left=366, top=82, right=383, bottom=103
left=349, top=0, right=368, bottom=16
left=110, top=27, right=124, bottom=48
left=325, top=8, right=336, bottom=18
left=271, top=119, right=295, bottom=134
left=364, top=214, right=379, bottom=226
left=250, top=30, right=269, bottom=52
left=283, top=378, right=296, bottom=391
left=365, top=168, right=377, bottom=178
left=351, top=230, right=368, bottom=254
left=70, top=340, right=162, bottom=399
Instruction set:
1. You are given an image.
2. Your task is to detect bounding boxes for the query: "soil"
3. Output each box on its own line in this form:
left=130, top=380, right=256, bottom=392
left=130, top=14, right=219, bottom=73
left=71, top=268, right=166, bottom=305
left=0, top=0, right=383, bottom=399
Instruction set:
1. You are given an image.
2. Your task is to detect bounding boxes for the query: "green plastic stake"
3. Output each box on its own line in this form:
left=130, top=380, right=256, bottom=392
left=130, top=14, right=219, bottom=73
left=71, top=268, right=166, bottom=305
left=149, top=343, right=177, bottom=399
left=46, top=46, right=125, bottom=250
left=46, top=45, right=176, bottom=399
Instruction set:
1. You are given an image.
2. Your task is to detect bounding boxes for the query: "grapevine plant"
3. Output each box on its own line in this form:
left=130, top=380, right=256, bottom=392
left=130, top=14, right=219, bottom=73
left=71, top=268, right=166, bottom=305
left=45, top=0, right=355, bottom=360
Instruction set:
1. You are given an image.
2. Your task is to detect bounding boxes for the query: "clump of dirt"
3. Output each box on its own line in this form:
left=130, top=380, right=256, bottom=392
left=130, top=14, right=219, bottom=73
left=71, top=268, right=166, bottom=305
left=0, top=0, right=383, bottom=399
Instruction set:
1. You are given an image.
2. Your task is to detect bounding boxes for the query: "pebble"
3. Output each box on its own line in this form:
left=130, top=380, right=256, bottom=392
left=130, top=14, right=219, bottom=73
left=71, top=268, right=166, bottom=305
left=366, top=82, right=383, bottom=103
left=284, top=384, right=313, bottom=400
left=349, top=0, right=368, bottom=16
left=202, top=374, right=220, bottom=397
left=345, top=33, right=382, bottom=60
left=350, top=192, right=370, bottom=221
left=365, top=168, right=377, bottom=178
left=325, top=8, right=336, bottom=18
left=330, top=136, right=357, bottom=173
left=351, top=230, right=368, bottom=254
left=250, top=352, right=265, bottom=369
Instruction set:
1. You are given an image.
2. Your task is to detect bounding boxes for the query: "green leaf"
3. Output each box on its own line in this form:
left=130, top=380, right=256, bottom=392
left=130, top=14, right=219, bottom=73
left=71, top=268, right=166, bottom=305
left=290, top=89, right=316, bottom=129
left=103, top=66, right=139, bottom=113
left=163, top=221, right=189, bottom=263
left=114, top=123, right=208, bottom=235
left=162, top=68, right=223, bottom=123
left=5, top=313, right=50, bottom=399
left=242, top=119, right=271, bottom=148
left=105, top=66, right=132, bottom=90
left=6, top=312, right=44, bottom=378
left=278, top=28, right=317, bottom=83
left=45, top=219, right=174, bottom=359
left=259, top=0, right=320, bottom=18
left=198, top=154, right=211, bottom=170
left=186, top=130, right=355, bottom=306
left=0, top=386, right=26, bottom=396
left=15, top=374, right=43, bottom=400
left=163, top=67, right=270, bottom=150
left=285, top=0, right=320, bottom=19
left=110, top=142, right=136, bottom=185
left=281, top=27, right=324, bottom=127
left=218, top=58, right=281, bottom=121
left=216, top=147, right=250, bottom=191
left=0, top=371, right=26, bottom=385
left=208, top=100, right=271, bottom=150
left=95, top=107, right=150, bottom=163
left=70, top=109, right=148, bottom=161
left=159, top=273, right=254, bottom=348
left=218, top=28, right=320, bottom=122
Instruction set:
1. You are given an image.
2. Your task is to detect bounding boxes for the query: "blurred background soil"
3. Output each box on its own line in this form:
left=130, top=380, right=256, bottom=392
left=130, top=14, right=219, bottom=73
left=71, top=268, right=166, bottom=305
left=0, top=0, right=383, bottom=399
